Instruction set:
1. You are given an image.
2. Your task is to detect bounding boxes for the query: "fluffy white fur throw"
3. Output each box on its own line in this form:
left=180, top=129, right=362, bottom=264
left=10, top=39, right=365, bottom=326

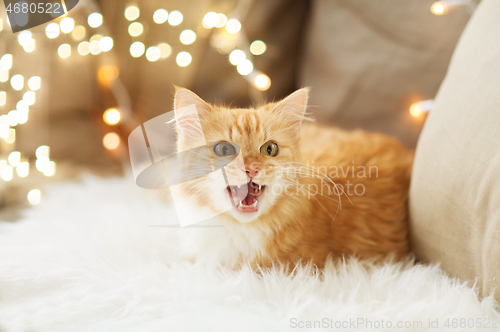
left=0, top=175, right=498, bottom=331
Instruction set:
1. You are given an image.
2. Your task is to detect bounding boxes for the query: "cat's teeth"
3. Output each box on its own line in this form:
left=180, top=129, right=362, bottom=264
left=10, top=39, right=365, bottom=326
left=252, top=200, right=258, bottom=207
left=258, top=184, right=261, bottom=190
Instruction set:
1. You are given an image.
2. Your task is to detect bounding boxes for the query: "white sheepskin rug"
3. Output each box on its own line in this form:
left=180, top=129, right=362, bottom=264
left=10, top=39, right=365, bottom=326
left=0, top=175, right=498, bottom=332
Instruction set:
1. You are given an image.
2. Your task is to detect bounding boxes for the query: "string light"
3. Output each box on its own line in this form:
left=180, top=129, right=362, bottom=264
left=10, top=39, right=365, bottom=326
left=16, top=161, right=29, bottom=177
left=146, top=46, right=161, bottom=62
left=28, top=76, right=41, bottom=90
left=36, top=145, right=50, bottom=159
left=130, top=41, right=145, bottom=57
left=179, top=29, right=196, bottom=45
left=23, top=39, right=35, bottom=53
left=237, top=59, right=253, bottom=75
left=18, top=31, right=32, bottom=46
left=103, top=132, right=120, bottom=150
left=78, top=41, right=90, bottom=55
left=8, top=151, right=21, bottom=167
left=250, top=40, right=266, bottom=55
left=27, top=189, right=41, bottom=205
left=153, top=9, right=168, bottom=24
left=158, top=43, right=172, bottom=58
left=229, top=49, right=246, bottom=65
left=45, top=23, right=59, bottom=39
left=43, top=161, right=56, bottom=176
left=23, top=91, right=35, bottom=105
left=0, top=54, right=13, bottom=70
left=0, top=70, right=8, bottom=82
left=128, top=22, right=143, bottom=37
left=60, top=17, right=75, bottom=33
left=88, top=13, right=103, bottom=28
left=5, top=128, right=15, bottom=143
left=168, top=11, right=183, bottom=26
left=99, top=36, right=113, bottom=52
left=0, top=91, right=5, bottom=105
left=103, top=108, right=121, bottom=125
left=431, top=2, right=445, bottom=14
left=1, top=165, right=13, bottom=181
left=215, top=14, right=227, bottom=28
left=253, top=73, right=271, bottom=91
left=124, top=6, right=140, bottom=21
left=176, top=51, right=192, bottom=67
left=203, top=12, right=219, bottom=28
left=226, top=19, right=241, bottom=34
left=58, top=44, right=71, bottom=58
left=10, top=75, right=24, bottom=91
left=7, top=110, right=18, bottom=126
left=409, top=99, right=434, bottom=118
left=72, top=25, right=86, bottom=40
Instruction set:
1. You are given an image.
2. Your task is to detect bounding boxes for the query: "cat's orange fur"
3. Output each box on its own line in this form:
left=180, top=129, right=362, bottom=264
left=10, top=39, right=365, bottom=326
left=173, top=87, right=413, bottom=270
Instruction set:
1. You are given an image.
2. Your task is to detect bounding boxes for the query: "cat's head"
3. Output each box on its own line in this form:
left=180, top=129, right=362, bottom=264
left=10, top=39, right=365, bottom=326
left=173, top=87, right=309, bottom=223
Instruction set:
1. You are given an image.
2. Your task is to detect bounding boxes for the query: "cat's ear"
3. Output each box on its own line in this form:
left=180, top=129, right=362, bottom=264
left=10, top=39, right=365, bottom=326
left=273, top=87, right=310, bottom=134
left=173, top=87, right=211, bottom=145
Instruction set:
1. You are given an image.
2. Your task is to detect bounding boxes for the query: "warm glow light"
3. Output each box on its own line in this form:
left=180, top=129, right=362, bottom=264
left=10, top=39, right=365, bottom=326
left=253, top=74, right=271, bottom=91
left=11, top=74, right=24, bottom=91
left=98, top=65, right=119, bottom=86
left=431, top=2, right=445, bottom=15
left=36, top=145, right=50, bottom=158
left=16, top=100, right=28, bottom=112
left=103, top=132, right=120, bottom=150
left=153, top=9, right=168, bottom=24
left=168, top=10, right=183, bottom=26
left=409, top=100, right=434, bottom=118
left=58, top=44, right=71, bottom=58
left=226, top=19, right=241, bottom=34
left=215, top=13, right=227, bottom=28
left=23, top=91, right=35, bottom=105
left=72, top=25, right=86, bottom=40
left=237, top=59, right=253, bottom=75
left=60, top=17, right=75, bottom=33
left=45, top=23, right=59, bottom=39
left=125, top=6, right=140, bottom=21
left=103, top=108, right=121, bottom=125
left=128, top=22, right=143, bottom=37
left=27, top=189, right=41, bottom=205
left=23, top=39, right=35, bottom=53
left=229, top=49, right=246, bottom=65
left=90, top=34, right=103, bottom=42
left=0, top=54, right=13, bottom=70
left=176, top=51, right=192, bottom=67
left=158, top=43, right=172, bottom=58
left=146, top=46, right=161, bottom=62
left=16, top=109, right=28, bottom=124
left=0, top=91, right=5, bottom=105
left=130, top=41, right=145, bottom=57
left=409, top=104, right=423, bottom=117
left=8, top=151, right=21, bottom=167
left=250, top=40, right=266, bottom=55
left=18, top=31, right=32, bottom=46
left=43, top=161, right=56, bottom=176
left=7, top=110, right=18, bottom=126
left=203, top=12, right=219, bottom=28
left=88, top=13, right=103, bottom=28
left=0, top=70, right=8, bottom=82
left=0, top=124, right=8, bottom=139
left=78, top=41, right=90, bottom=55
left=36, top=157, right=49, bottom=172
left=28, top=76, right=41, bottom=90
left=1, top=165, right=13, bottom=181
left=90, top=41, right=101, bottom=55
left=180, top=29, right=196, bottom=45
left=99, top=36, right=113, bottom=52
left=16, top=161, right=29, bottom=177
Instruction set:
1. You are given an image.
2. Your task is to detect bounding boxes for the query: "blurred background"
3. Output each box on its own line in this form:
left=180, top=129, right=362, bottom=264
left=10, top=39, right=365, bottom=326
left=0, top=0, right=476, bottom=211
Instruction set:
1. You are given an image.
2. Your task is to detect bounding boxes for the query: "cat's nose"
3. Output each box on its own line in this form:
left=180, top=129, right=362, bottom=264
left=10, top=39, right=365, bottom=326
left=245, top=168, right=260, bottom=178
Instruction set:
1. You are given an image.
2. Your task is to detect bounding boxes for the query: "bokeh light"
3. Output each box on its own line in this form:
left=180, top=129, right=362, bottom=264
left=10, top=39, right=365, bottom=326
left=16, top=161, right=29, bottom=177
left=45, top=23, right=59, bottom=39
left=431, top=2, right=445, bottom=15
left=28, top=76, right=41, bottom=90
left=203, top=12, right=219, bottom=28
left=103, top=132, right=120, bottom=150
left=18, top=31, right=32, bottom=46
left=146, top=46, right=161, bottom=62
left=130, top=41, right=145, bottom=57
left=180, top=29, right=196, bottom=45
left=103, top=108, right=121, bottom=125
left=78, top=41, right=90, bottom=55
left=10, top=74, right=24, bottom=91
left=168, top=11, right=183, bottom=26
left=58, top=44, right=71, bottom=58
left=215, top=13, right=227, bottom=28
left=229, top=49, right=246, bottom=65
left=27, top=189, right=41, bottom=205
left=128, top=22, right=143, bottom=37
left=176, top=51, right=192, bottom=67
left=237, top=59, right=253, bottom=75
left=1, top=54, right=13, bottom=70
left=158, top=43, right=172, bottom=58
left=226, top=19, right=241, bottom=34
left=88, top=13, right=103, bottom=28
left=72, top=25, right=86, bottom=40
left=253, top=74, right=271, bottom=91
left=99, top=36, right=113, bottom=52
left=250, top=40, right=266, bottom=55
left=153, top=9, right=168, bottom=24
left=60, top=17, right=75, bottom=33
left=124, top=6, right=140, bottom=21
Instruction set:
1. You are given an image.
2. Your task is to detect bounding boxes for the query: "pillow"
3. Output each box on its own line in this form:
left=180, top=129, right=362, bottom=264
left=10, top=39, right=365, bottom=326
left=410, top=0, right=500, bottom=300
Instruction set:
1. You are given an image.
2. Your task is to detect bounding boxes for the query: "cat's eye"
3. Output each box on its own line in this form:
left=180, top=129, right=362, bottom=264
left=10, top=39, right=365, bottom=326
left=260, top=141, right=279, bottom=157
left=213, top=142, right=236, bottom=156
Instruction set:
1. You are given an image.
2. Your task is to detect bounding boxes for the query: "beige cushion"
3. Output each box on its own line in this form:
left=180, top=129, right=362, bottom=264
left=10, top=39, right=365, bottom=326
left=410, top=0, right=500, bottom=300
left=300, top=0, right=472, bottom=146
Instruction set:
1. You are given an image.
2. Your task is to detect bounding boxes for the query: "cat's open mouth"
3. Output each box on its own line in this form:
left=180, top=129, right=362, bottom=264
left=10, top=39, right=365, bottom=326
left=227, top=181, right=266, bottom=213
